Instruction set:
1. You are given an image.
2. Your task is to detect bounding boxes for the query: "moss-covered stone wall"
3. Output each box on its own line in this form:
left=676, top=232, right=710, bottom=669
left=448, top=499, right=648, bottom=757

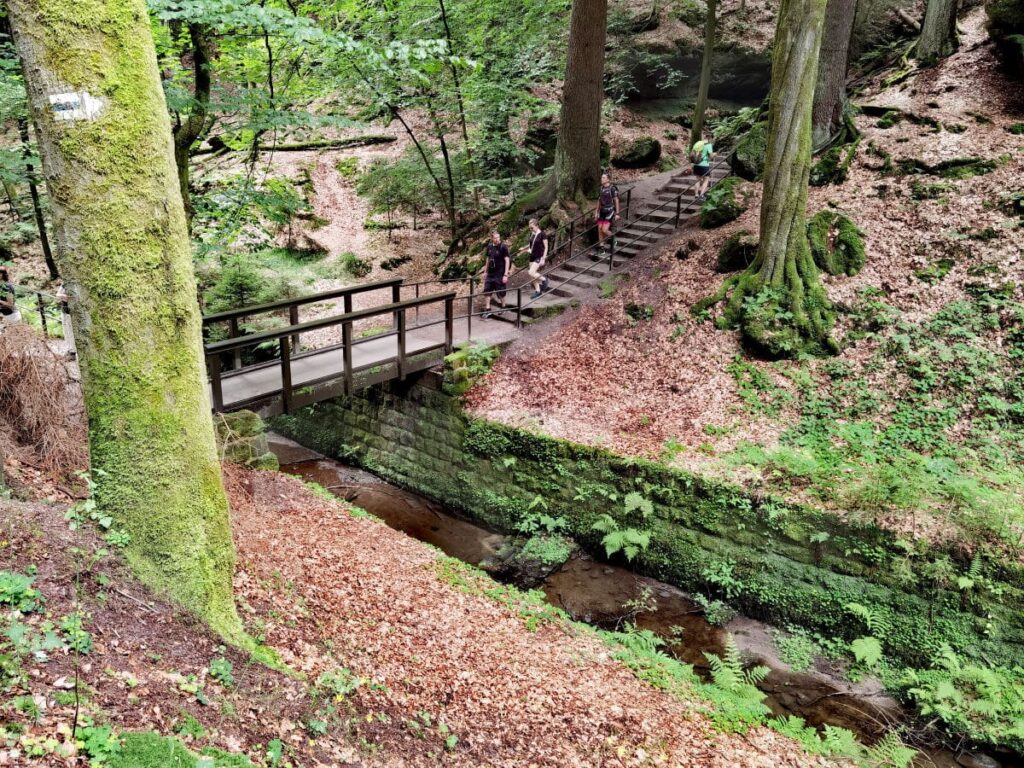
left=272, top=376, right=1024, bottom=669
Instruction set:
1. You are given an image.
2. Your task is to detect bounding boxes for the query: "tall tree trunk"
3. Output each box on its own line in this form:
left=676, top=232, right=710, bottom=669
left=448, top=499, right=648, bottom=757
left=695, top=0, right=835, bottom=358
left=554, top=0, right=608, bottom=200
left=17, top=117, right=57, bottom=280
left=691, top=0, right=718, bottom=146
left=918, top=0, right=959, bottom=61
left=172, top=23, right=213, bottom=226
left=811, top=0, right=858, bottom=148
left=8, top=0, right=242, bottom=639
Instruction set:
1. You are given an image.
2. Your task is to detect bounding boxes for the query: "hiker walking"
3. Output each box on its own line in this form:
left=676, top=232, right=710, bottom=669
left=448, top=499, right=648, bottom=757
left=690, top=131, right=715, bottom=200
left=520, top=218, right=550, bottom=299
left=0, top=267, right=21, bottom=328
left=595, top=173, right=620, bottom=254
left=480, top=230, right=510, bottom=319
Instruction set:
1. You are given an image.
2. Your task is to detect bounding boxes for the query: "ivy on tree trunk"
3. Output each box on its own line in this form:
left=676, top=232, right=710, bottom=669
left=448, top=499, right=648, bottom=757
left=8, top=0, right=242, bottom=640
left=695, top=0, right=837, bottom=359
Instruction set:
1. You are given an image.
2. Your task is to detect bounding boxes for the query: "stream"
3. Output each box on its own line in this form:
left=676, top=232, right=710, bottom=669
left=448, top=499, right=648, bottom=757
left=269, top=435, right=1016, bottom=768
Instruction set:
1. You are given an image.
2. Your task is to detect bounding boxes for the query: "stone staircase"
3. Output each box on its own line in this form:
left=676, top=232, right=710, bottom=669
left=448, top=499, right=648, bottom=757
left=499, top=161, right=732, bottom=323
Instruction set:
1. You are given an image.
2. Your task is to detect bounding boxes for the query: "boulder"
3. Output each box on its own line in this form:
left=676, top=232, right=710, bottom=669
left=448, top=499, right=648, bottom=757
left=732, top=121, right=768, bottom=181
left=612, top=137, right=662, bottom=168
left=700, top=177, right=748, bottom=228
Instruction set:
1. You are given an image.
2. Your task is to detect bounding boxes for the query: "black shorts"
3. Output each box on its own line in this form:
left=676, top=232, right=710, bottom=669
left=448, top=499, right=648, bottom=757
left=693, top=164, right=711, bottom=177
left=483, top=276, right=506, bottom=298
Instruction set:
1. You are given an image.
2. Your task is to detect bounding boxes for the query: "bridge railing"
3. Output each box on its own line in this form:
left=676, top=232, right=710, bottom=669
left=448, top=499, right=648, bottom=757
left=202, top=277, right=405, bottom=371
left=4, top=284, right=66, bottom=339
left=204, top=290, right=456, bottom=413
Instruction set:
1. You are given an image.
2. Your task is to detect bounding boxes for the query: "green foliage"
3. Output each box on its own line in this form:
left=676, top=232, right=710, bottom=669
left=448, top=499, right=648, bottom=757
left=591, top=515, right=651, bottom=561
left=338, top=252, right=372, bottom=279
left=106, top=731, right=195, bottom=768
left=903, top=645, right=1024, bottom=751
left=516, top=534, right=574, bottom=567
left=209, top=653, right=235, bottom=688
left=0, top=572, right=43, bottom=613
left=807, top=210, right=865, bottom=276
left=444, top=342, right=501, bottom=396
left=203, top=259, right=270, bottom=314
left=773, top=628, right=818, bottom=672
left=699, top=177, right=748, bottom=228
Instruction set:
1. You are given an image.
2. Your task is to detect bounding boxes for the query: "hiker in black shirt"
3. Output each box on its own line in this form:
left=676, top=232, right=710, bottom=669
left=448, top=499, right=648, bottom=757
left=594, top=173, right=619, bottom=254
left=520, top=218, right=550, bottom=299
left=480, top=231, right=510, bottom=319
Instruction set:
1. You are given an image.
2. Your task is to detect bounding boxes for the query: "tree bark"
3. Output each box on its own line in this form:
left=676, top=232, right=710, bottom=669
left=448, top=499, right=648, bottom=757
left=17, top=117, right=57, bottom=280
left=918, top=0, right=959, bottom=61
left=8, top=0, right=241, bottom=639
left=696, top=0, right=835, bottom=358
left=691, top=0, right=718, bottom=146
left=554, top=0, right=608, bottom=200
left=172, top=23, right=213, bottom=225
left=811, top=0, right=858, bottom=148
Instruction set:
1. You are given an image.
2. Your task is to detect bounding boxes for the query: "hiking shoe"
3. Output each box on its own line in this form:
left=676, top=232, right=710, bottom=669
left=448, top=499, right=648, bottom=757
left=481, top=312, right=492, bottom=320
left=531, top=291, right=542, bottom=299
left=541, top=278, right=551, bottom=292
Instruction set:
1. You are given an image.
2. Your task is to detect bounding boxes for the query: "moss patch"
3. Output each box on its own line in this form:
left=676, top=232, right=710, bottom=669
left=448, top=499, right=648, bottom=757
left=807, top=210, right=866, bottom=276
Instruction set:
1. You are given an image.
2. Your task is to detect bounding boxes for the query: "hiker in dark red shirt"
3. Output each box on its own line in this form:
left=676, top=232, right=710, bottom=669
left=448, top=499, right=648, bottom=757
left=480, top=231, right=510, bottom=319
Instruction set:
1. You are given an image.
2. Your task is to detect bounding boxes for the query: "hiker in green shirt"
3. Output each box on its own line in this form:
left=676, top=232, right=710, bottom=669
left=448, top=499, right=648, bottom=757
left=690, top=131, right=715, bottom=201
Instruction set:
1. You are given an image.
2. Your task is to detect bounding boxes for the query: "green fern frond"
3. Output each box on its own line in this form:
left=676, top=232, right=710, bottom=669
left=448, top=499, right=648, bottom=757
left=864, top=732, right=916, bottom=768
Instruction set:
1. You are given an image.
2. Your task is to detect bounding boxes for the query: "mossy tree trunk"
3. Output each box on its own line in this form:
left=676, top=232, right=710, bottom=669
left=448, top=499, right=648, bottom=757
left=8, top=0, right=242, bottom=640
left=554, top=0, right=608, bottom=200
left=811, top=0, right=858, bottom=148
left=691, top=0, right=718, bottom=146
left=919, top=0, right=960, bottom=60
left=695, top=0, right=835, bottom=358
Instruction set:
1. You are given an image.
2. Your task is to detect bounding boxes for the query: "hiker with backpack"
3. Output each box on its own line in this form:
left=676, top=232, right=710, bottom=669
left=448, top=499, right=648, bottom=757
left=594, top=173, right=620, bottom=254
left=520, top=218, right=551, bottom=299
left=480, top=230, right=511, bottom=320
left=690, top=132, right=715, bottom=200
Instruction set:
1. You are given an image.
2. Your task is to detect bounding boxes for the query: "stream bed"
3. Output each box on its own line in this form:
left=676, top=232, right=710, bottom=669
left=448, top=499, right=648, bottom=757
left=269, top=434, right=1015, bottom=768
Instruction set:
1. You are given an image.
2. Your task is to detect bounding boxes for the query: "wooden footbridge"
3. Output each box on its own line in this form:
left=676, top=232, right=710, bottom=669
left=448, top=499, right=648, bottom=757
left=203, top=159, right=731, bottom=415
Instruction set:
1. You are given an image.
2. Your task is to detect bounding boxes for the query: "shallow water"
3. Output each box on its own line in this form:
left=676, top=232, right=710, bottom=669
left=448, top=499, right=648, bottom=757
left=271, top=435, right=1016, bottom=768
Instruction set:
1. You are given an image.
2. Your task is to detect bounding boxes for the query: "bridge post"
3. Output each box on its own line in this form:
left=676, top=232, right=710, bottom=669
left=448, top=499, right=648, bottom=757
left=396, top=308, right=407, bottom=380
left=391, top=282, right=402, bottom=330
left=444, top=296, right=454, bottom=353
left=568, top=221, right=575, bottom=260
left=468, top=278, right=475, bottom=339
left=342, top=321, right=353, bottom=396
left=609, top=235, right=616, bottom=272
left=280, top=337, right=293, bottom=414
left=228, top=318, right=241, bottom=370
left=208, top=354, right=224, bottom=412
left=289, top=305, right=300, bottom=355
left=625, top=188, right=632, bottom=220
left=675, top=194, right=682, bottom=228
left=516, top=288, right=523, bottom=329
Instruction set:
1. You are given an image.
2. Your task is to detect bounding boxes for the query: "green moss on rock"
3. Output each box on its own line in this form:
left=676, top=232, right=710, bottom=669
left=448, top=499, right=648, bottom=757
left=700, top=177, right=748, bottom=228
left=809, top=138, right=861, bottom=187
left=807, top=210, right=866, bottom=276
left=731, top=121, right=768, bottom=181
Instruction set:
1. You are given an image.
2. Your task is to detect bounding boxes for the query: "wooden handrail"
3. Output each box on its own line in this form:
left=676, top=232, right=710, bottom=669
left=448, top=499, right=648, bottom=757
left=204, top=291, right=456, bottom=355
left=201, top=277, right=404, bottom=325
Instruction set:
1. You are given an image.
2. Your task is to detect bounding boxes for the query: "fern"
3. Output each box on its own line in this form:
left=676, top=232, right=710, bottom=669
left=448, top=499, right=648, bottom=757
left=704, top=636, right=769, bottom=692
left=844, top=602, right=891, bottom=640
left=850, top=636, right=883, bottom=668
left=623, top=491, right=654, bottom=518
left=863, top=732, right=916, bottom=768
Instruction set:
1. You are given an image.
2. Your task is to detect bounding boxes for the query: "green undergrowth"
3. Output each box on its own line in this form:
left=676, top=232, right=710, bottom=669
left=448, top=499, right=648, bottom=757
left=433, top=556, right=917, bottom=766
left=722, top=288, right=1024, bottom=547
